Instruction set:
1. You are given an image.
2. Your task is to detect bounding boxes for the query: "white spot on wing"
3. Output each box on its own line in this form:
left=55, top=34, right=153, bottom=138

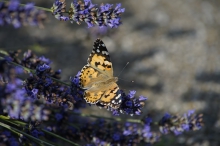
left=115, top=94, right=121, bottom=99
left=96, top=49, right=100, bottom=53
left=102, top=51, right=109, bottom=55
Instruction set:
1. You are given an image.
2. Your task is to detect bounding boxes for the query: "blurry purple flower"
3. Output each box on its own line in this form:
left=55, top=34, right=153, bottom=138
left=117, top=90, right=146, bottom=116
left=144, top=117, right=152, bottom=126
left=24, top=2, right=34, bottom=10
left=31, top=88, right=38, bottom=98
left=0, top=0, right=46, bottom=28
left=55, top=113, right=63, bottom=121
left=70, top=71, right=80, bottom=85
left=9, top=137, right=20, bottom=146
left=37, top=64, right=50, bottom=72
left=52, top=0, right=125, bottom=28
left=51, top=0, right=68, bottom=21
left=5, top=78, right=22, bottom=93
left=139, top=95, right=147, bottom=101
left=159, top=110, right=203, bottom=135
left=7, top=0, right=19, bottom=11
left=55, top=69, right=62, bottom=74
left=31, top=129, right=44, bottom=138
left=112, top=133, right=120, bottom=141
left=38, top=56, right=52, bottom=65
left=128, top=90, right=136, bottom=98
left=187, top=109, right=195, bottom=117
left=100, top=4, right=113, bottom=12
left=142, top=125, right=152, bottom=138
left=44, top=77, right=52, bottom=86
left=15, top=66, right=23, bottom=74
left=115, top=3, right=125, bottom=14
left=112, top=109, right=119, bottom=116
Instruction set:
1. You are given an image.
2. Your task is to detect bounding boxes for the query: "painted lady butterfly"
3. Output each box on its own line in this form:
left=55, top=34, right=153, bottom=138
left=79, top=39, right=122, bottom=109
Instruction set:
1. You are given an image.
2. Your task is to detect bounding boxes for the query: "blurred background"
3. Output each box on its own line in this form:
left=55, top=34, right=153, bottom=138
left=1, top=0, right=220, bottom=145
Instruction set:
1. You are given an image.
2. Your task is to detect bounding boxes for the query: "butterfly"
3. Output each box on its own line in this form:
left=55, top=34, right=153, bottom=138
left=79, top=38, right=122, bottom=109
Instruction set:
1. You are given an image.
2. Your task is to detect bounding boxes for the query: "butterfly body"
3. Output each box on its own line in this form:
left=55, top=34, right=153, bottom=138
left=79, top=39, right=122, bottom=109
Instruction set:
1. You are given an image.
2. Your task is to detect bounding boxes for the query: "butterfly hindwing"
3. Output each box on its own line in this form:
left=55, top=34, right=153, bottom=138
left=84, top=90, right=105, bottom=104
left=99, top=83, right=121, bottom=108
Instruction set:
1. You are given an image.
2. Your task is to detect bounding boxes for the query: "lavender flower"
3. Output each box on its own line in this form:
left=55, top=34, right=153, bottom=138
left=158, top=110, right=203, bottom=135
left=0, top=0, right=46, bottom=28
left=30, top=129, right=44, bottom=138
left=70, top=72, right=86, bottom=109
left=114, top=90, right=147, bottom=116
left=51, top=0, right=125, bottom=28
left=0, top=131, right=20, bottom=146
left=2, top=50, right=85, bottom=110
left=51, top=0, right=69, bottom=21
left=0, top=60, right=51, bottom=121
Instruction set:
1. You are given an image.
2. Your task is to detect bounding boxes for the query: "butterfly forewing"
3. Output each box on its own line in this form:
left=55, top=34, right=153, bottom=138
left=79, top=64, right=102, bottom=89
left=87, top=39, right=113, bottom=77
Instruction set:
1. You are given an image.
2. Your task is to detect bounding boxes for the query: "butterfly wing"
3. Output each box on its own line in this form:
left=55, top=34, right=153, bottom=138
left=79, top=39, right=122, bottom=108
left=99, top=82, right=122, bottom=109
left=83, top=82, right=121, bottom=108
left=84, top=90, right=105, bottom=104
left=79, top=64, right=104, bottom=89
left=87, top=38, right=113, bottom=77
left=79, top=64, right=106, bottom=103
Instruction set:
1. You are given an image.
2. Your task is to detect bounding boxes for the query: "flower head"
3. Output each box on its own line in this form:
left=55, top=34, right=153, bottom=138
left=51, top=0, right=69, bottom=21
left=51, top=0, right=125, bottom=28
left=159, top=110, right=203, bottom=135
left=0, top=0, right=46, bottom=28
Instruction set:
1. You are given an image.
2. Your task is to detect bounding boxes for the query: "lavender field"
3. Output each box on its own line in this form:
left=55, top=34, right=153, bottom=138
left=0, top=0, right=219, bottom=145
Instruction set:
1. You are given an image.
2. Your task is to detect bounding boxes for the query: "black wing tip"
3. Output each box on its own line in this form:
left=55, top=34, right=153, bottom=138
left=94, top=38, right=103, bottom=45
left=96, top=38, right=101, bottom=41
left=93, top=38, right=108, bottom=52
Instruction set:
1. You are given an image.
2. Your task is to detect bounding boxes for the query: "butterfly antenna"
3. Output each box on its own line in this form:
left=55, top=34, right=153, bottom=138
left=118, top=78, right=134, bottom=83
left=117, top=62, right=129, bottom=77
left=117, top=62, right=134, bottom=83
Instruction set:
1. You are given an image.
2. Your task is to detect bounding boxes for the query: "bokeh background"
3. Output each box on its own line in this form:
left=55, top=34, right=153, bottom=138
left=1, top=0, right=220, bottom=145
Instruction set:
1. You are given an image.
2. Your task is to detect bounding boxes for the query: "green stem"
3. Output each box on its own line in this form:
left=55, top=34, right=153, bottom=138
left=0, top=118, right=23, bottom=128
left=0, top=118, right=23, bottom=137
left=1, top=49, right=71, bottom=88
left=9, top=61, right=35, bottom=74
left=42, top=129, right=79, bottom=146
left=0, top=115, right=79, bottom=146
left=0, top=0, right=52, bottom=12
left=47, top=75, right=71, bottom=86
left=73, top=112, right=143, bottom=124
left=8, top=60, right=71, bottom=86
left=0, top=121, right=56, bottom=146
